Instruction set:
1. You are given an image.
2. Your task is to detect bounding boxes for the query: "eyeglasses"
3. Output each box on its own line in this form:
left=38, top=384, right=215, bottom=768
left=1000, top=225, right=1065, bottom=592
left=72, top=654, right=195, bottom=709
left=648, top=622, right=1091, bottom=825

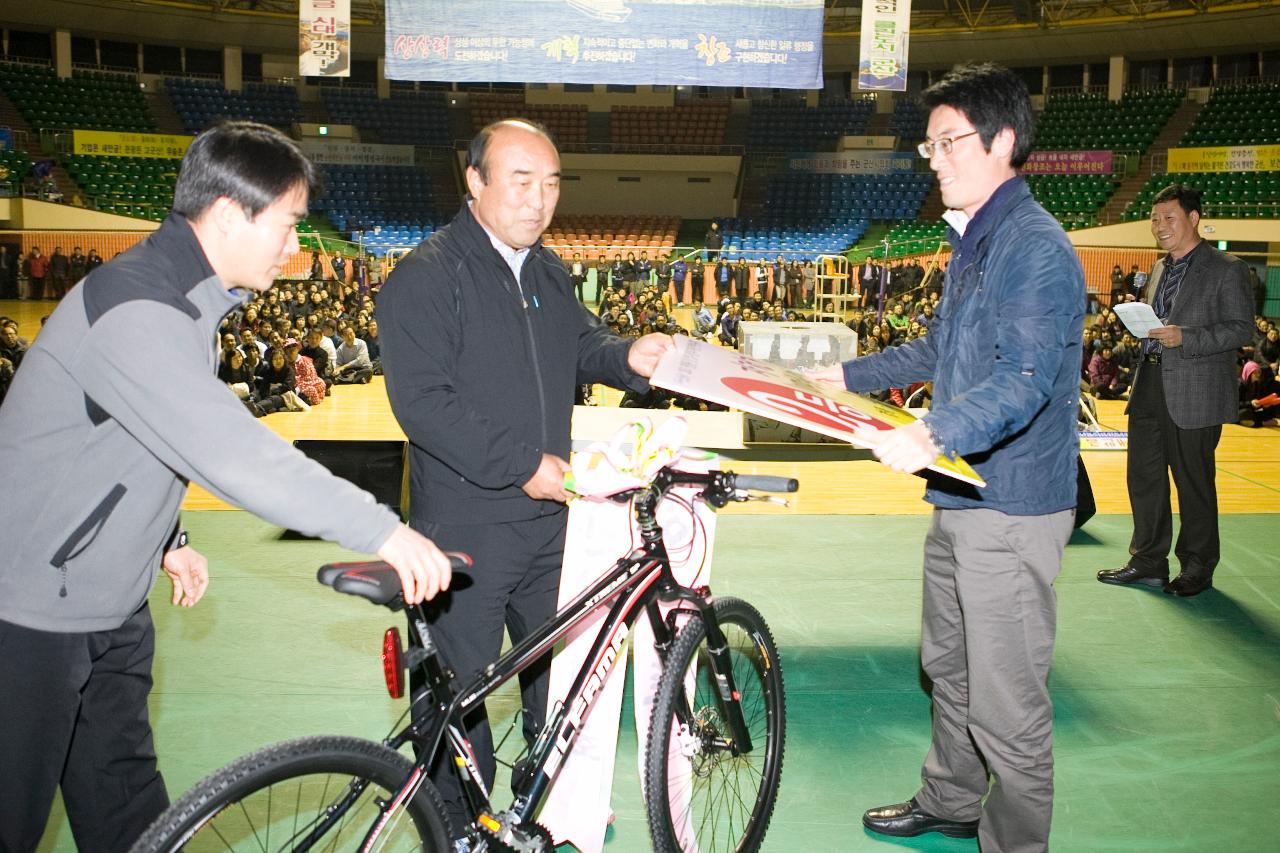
left=917, top=130, right=979, bottom=159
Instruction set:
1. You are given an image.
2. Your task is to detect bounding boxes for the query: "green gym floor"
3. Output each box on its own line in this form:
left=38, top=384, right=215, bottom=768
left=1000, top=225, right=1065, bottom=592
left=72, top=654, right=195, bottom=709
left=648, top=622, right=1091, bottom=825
left=36, top=512, right=1280, bottom=852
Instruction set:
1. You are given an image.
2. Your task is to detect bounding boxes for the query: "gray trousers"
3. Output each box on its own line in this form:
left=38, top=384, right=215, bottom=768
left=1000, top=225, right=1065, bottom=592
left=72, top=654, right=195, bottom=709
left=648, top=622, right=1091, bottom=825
left=913, top=507, right=1073, bottom=853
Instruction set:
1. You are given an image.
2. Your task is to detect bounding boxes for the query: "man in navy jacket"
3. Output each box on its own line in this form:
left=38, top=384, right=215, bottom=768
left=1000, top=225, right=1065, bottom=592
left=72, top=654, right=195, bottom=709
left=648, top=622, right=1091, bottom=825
left=378, top=120, right=671, bottom=837
left=815, top=64, right=1085, bottom=852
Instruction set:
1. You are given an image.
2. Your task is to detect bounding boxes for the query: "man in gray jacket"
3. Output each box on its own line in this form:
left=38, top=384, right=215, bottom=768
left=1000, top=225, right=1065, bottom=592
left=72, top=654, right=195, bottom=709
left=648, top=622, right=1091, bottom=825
left=0, top=121, right=453, bottom=853
left=1097, top=184, right=1253, bottom=597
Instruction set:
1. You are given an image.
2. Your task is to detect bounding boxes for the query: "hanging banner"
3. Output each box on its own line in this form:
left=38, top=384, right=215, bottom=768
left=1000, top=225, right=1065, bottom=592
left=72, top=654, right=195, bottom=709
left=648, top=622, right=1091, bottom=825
left=385, top=0, right=824, bottom=89
left=789, top=151, right=916, bottom=174
left=1021, top=150, right=1114, bottom=175
left=858, top=0, right=911, bottom=92
left=300, top=0, right=351, bottom=77
left=1167, top=144, right=1280, bottom=173
left=72, top=130, right=193, bottom=159
left=297, top=140, right=416, bottom=167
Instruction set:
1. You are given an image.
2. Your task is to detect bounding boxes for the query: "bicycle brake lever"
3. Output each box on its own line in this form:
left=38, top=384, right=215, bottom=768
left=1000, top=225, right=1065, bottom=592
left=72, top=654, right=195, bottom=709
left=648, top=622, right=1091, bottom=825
left=734, top=490, right=788, bottom=507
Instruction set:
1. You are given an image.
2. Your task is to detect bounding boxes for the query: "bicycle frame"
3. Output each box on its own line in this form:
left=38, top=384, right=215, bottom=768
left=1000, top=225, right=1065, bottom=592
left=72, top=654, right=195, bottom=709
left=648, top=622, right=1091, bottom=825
left=382, top=470, right=756, bottom=846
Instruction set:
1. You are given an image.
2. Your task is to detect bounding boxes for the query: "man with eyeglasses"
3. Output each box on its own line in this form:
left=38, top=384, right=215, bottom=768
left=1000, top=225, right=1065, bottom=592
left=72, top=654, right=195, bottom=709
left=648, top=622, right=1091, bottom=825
left=814, top=63, right=1085, bottom=852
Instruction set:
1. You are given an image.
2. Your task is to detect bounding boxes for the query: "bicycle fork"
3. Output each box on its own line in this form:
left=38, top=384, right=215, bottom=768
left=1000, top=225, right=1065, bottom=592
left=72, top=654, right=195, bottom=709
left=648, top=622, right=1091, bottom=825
left=678, top=589, right=756, bottom=756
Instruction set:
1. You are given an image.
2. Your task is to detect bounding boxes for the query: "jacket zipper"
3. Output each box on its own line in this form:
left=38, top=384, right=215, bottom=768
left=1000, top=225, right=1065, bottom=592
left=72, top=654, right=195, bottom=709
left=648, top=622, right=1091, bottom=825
left=518, top=261, right=550, bottom=453
left=50, top=482, right=128, bottom=599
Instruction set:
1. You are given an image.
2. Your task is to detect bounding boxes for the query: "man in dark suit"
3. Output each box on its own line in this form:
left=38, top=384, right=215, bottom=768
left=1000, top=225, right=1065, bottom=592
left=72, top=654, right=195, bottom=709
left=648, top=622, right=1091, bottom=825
left=1098, top=184, right=1253, bottom=597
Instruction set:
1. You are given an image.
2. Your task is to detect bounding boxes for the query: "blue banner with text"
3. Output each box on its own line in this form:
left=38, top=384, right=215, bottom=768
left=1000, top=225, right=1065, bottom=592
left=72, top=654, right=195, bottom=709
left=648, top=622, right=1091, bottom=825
left=386, top=0, right=824, bottom=89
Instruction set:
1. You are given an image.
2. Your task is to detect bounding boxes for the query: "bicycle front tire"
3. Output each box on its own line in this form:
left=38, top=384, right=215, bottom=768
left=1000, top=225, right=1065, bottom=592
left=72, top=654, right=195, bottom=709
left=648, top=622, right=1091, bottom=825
left=644, top=596, right=786, bottom=852
left=130, top=735, right=453, bottom=853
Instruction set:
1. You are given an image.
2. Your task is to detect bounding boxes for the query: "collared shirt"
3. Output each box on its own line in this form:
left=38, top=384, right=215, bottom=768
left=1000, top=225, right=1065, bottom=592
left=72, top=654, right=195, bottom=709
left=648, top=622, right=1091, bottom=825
left=1145, top=239, right=1202, bottom=355
left=468, top=201, right=531, bottom=292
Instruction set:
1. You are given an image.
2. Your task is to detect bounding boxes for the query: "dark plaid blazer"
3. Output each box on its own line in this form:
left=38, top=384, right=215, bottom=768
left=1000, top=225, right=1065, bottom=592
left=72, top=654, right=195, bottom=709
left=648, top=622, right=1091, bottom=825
left=1130, top=242, right=1254, bottom=429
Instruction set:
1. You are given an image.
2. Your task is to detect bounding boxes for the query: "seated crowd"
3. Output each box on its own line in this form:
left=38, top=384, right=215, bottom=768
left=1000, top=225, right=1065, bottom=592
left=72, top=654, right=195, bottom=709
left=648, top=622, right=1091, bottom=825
left=1080, top=308, right=1278, bottom=427
left=2, top=248, right=1274, bottom=431
left=213, top=277, right=381, bottom=418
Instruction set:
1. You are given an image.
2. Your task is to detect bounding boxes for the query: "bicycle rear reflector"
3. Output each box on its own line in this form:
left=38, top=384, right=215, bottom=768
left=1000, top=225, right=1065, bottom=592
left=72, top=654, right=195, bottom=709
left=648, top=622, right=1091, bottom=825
left=382, top=627, right=405, bottom=698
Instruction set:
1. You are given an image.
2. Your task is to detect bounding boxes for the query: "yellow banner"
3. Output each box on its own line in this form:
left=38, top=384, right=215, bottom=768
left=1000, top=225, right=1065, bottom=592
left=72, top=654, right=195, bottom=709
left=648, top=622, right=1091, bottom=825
left=1167, top=144, right=1280, bottom=173
left=73, top=130, right=194, bottom=160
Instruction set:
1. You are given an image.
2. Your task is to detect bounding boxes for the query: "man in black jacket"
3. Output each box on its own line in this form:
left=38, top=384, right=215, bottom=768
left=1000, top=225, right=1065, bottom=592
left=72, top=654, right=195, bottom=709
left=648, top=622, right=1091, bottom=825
left=378, top=120, right=672, bottom=837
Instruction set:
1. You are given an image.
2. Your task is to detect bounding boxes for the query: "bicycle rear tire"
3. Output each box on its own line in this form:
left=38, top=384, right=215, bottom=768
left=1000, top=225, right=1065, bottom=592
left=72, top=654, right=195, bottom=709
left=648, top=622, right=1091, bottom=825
left=130, top=735, right=453, bottom=853
left=644, top=596, right=786, bottom=852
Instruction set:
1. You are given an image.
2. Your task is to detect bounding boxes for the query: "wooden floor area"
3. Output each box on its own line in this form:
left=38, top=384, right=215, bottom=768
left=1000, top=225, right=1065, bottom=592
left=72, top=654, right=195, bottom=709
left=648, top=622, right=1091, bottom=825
left=4, top=298, right=1277, bottom=517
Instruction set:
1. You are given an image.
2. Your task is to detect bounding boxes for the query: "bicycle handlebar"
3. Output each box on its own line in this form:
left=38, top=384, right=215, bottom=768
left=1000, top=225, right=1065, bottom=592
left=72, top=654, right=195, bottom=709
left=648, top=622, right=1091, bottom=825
left=728, top=474, right=799, bottom=493
left=317, top=468, right=800, bottom=608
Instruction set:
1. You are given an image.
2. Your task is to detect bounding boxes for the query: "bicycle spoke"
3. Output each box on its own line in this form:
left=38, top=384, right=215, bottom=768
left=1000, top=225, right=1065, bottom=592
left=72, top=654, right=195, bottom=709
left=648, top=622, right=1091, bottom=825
left=646, top=599, right=785, bottom=853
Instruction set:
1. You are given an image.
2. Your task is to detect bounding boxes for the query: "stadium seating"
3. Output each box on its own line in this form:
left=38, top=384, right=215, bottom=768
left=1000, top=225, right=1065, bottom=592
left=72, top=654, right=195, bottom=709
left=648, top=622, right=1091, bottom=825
left=879, top=221, right=949, bottom=258
left=745, top=97, right=876, bottom=151
left=0, top=148, right=33, bottom=193
left=322, top=88, right=453, bottom=146
left=165, top=78, right=303, bottom=133
left=313, top=163, right=441, bottom=254
left=1025, top=172, right=1120, bottom=229
left=0, top=63, right=154, bottom=132
left=720, top=213, right=869, bottom=260
left=63, top=154, right=177, bottom=221
left=1035, top=88, right=1180, bottom=153
left=469, top=93, right=588, bottom=145
left=761, top=171, right=932, bottom=222
left=889, top=100, right=926, bottom=144
left=1123, top=170, right=1280, bottom=220
left=1180, top=82, right=1280, bottom=146
left=610, top=103, right=729, bottom=149
left=543, top=214, right=680, bottom=260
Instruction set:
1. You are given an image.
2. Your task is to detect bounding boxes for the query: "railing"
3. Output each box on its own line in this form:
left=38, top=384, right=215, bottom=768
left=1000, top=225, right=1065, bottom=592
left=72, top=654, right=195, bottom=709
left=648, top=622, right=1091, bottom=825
left=1123, top=81, right=1189, bottom=97
left=1045, top=84, right=1109, bottom=100
left=1210, top=75, right=1280, bottom=93
left=0, top=126, right=31, bottom=152
left=70, top=63, right=141, bottom=80
left=0, top=57, right=52, bottom=71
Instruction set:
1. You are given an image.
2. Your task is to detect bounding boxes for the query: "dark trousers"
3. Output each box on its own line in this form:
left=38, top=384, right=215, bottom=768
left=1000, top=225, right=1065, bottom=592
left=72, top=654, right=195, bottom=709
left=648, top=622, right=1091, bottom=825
left=1126, top=363, right=1222, bottom=578
left=0, top=605, right=168, bottom=853
left=332, top=366, right=373, bottom=384
left=407, top=510, right=566, bottom=832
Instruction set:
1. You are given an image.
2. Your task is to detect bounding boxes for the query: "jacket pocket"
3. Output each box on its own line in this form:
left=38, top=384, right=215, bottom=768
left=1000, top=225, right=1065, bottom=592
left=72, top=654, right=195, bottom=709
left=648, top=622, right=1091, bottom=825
left=50, top=483, right=128, bottom=598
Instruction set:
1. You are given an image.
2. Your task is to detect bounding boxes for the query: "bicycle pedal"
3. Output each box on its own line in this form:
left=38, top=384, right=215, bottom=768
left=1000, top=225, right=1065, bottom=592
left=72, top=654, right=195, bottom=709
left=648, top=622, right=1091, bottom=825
left=474, top=812, right=553, bottom=852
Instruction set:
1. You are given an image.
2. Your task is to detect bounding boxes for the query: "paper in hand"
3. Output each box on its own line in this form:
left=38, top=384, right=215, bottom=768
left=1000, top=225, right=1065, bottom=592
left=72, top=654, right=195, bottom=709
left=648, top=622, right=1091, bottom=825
left=1113, top=302, right=1165, bottom=338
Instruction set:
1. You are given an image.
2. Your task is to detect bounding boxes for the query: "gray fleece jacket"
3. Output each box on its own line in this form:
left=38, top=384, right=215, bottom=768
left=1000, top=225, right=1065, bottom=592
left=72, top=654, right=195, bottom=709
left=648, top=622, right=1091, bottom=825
left=0, top=215, right=399, bottom=632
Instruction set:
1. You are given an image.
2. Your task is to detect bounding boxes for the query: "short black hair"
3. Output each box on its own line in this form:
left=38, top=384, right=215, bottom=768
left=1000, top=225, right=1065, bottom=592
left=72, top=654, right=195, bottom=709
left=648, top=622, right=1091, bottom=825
left=921, top=62, right=1035, bottom=168
left=173, top=121, right=318, bottom=221
left=465, top=119, right=555, bottom=184
left=1152, top=183, right=1202, bottom=216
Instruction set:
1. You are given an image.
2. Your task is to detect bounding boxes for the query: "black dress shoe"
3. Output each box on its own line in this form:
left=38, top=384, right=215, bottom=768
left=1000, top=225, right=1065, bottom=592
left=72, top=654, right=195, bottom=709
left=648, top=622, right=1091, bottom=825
left=862, top=798, right=979, bottom=839
left=1164, top=573, right=1213, bottom=597
left=1097, top=565, right=1168, bottom=588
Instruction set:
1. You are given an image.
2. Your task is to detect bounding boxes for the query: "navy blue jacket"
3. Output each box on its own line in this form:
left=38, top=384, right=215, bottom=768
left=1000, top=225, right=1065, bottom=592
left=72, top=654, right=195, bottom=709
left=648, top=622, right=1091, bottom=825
left=378, top=203, right=646, bottom=524
left=843, top=178, right=1086, bottom=515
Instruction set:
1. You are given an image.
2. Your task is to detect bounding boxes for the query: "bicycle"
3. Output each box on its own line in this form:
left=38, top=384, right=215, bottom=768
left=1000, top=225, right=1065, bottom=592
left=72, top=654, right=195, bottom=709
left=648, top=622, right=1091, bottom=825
left=132, top=466, right=797, bottom=853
